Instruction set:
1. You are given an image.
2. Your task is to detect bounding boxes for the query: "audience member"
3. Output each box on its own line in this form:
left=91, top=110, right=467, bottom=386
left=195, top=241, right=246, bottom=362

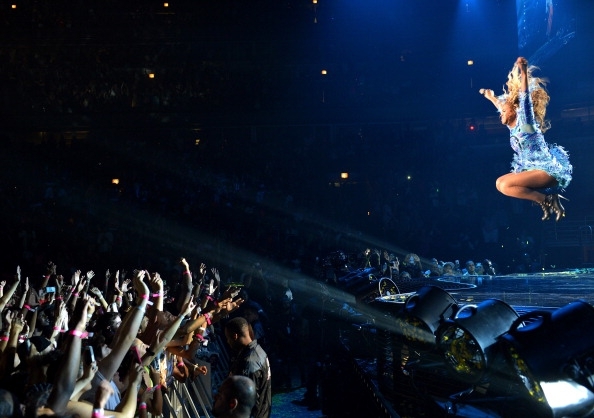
left=463, top=260, right=478, bottom=276
left=270, top=292, right=304, bottom=391
left=442, top=262, right=456, bottom=276
left=225, top=317, right=272, bottom=418
left=400, top=253, right=426, bottom=279
left=483, top=259, right=497, bottom=276
left=475, top=263, right=485, bottom=276
left=212, top=375, right=257, bottom=418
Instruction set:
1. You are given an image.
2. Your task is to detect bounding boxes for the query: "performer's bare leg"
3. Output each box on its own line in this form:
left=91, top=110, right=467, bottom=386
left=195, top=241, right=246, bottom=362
left=496, top=170, right=565, bottom=221
left=496, top=170, right=557, bottom=202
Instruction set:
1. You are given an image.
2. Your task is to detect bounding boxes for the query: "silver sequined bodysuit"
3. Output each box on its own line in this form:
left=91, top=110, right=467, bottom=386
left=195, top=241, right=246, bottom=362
left=508, top=91, right=572, bottom=189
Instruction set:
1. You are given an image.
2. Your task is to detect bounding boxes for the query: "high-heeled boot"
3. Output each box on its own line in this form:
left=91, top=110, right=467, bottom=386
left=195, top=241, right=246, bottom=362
left=538, top=195, right=552, bottom=221
left=549, top=194, right=567, bottom=222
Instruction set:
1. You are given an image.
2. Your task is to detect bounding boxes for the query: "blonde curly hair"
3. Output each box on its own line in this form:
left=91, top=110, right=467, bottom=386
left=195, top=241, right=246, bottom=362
left=503, top=64, right=551, bottom=133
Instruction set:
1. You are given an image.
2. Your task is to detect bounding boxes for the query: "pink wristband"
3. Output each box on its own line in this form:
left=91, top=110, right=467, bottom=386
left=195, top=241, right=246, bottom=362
left=139, top=403, right=147, bottom=410
left=70, top=329, right=88, bottom=338
left=24, top=304, right=32, bottom=311
left=141, top=294, right=149, bottom=300
left=0, top=336, right=8, bottom=342
left=183, top=270, right=191, bottom=276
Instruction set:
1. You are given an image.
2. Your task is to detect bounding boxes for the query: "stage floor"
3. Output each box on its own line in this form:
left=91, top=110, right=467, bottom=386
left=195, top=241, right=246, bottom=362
left=436, top=268, right=594, bottom=308
left=370, top=269, right=594, bottom=311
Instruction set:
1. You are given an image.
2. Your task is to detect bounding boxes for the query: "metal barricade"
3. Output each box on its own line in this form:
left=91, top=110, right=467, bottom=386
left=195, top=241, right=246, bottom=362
left=162, top=331, right=230, bottom=418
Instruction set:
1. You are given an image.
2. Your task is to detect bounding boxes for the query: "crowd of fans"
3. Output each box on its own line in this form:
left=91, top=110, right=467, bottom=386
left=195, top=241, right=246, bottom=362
left=0, top=249, right=504, bottom=418
left=0, top=258, right=280, bottom=418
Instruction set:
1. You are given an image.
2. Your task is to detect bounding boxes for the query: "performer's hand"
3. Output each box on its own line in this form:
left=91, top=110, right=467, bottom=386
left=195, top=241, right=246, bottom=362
left=479, top=88, right=495, bottom=101
left=516, top=56, right=528, bottom=72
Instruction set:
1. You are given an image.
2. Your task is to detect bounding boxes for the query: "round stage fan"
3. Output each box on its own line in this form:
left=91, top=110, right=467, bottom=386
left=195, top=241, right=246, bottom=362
left=437, top=299, right=519, bottom=383
left=396, top=285, right=458, bottom=351
left=438, top=323, right=486, bottom=381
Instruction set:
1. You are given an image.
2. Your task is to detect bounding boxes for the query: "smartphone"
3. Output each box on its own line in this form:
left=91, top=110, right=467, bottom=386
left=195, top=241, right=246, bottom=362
left=84, top=346, right=95, bottom=364
left=45, top=287, right=56, bottom=293
left=226, top=283, right=244, bottom=288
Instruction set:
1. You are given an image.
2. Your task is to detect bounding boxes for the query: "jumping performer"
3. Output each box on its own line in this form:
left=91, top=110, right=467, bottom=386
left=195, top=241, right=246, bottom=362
left=480, top=56, right=572, bottom=221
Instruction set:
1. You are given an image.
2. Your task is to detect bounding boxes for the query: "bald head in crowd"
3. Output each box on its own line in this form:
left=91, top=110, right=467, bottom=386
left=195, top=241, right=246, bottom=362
left=212, top=375, right=256, bottom=418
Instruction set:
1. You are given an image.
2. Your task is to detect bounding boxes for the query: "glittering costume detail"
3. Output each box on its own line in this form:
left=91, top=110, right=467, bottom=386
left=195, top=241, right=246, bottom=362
left=508, top=92, right=572, bottom=188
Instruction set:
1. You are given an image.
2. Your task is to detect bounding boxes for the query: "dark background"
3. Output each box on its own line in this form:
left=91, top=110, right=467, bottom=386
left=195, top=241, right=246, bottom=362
left=0, top=0, right=593, bottom=279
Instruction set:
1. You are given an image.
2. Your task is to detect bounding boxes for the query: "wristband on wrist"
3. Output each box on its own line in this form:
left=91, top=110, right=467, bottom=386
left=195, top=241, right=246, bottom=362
left=92, top=408, right=104, bottom=418
left=0, top=336, right=8, bottom=342
left=152, top=293, right=163, bottom=298
left=138, top=403, right=147, bottom=410
left=183, top=270, right=191, bottom=276
left=70, top=329, right=88, bottom=338
left=73, top=293, right=79, bottom=297
left=204, top=312, right=212, bottom=325
left=24, top=304, right=32, bottom=311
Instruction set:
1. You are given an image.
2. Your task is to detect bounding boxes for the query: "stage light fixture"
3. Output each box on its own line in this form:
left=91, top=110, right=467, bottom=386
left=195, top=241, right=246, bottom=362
left=503, top=301, right=594, bottom=382
left=500, top=300, right=594, bottom=417
left=436, top=299, right=518, bottom=383
left=396, top=285, right=458, bottom=350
